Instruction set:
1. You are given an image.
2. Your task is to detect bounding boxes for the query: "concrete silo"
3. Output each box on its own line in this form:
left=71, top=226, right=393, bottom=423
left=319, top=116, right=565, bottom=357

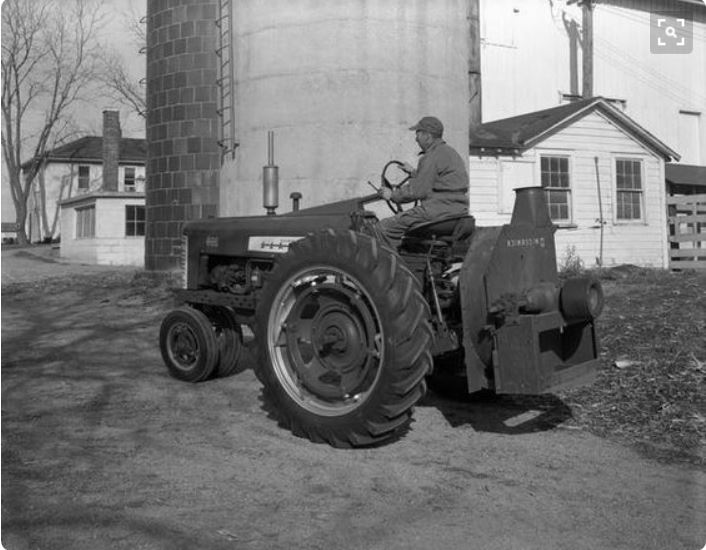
left=220, top=0, right=471, bottom=215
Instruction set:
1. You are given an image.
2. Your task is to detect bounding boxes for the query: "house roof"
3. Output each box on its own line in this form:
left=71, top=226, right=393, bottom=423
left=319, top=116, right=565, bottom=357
left=469, top=97, right=680, bottom=161
left=665, top=163, right=706, bottom=188
left=60, top=190, right=146, bottom=208
left=21, top=136, right=146, bottom=170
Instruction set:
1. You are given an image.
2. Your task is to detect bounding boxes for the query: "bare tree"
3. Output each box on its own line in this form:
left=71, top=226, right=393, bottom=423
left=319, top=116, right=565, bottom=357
left=99, top=4, right=146, bottom=120
left=100, top=51, right=146, bottom=119
left=1, top=0, right=104, bottom=244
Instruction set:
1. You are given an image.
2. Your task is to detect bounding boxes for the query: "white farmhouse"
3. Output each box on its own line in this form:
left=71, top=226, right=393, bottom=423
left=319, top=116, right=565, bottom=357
left=469, top=97, right=680, bottom=268
left=21, top=111, right=147, bottom=266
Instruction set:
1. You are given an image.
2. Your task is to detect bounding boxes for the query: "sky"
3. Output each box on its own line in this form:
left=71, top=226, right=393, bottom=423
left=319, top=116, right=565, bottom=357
left=1, top=0, right=146, bottom=223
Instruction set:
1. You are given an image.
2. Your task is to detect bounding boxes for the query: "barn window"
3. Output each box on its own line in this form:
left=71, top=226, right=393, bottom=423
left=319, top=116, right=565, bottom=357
left=76, top=206, right=95, bottom=238
left=126, top=205, right=146, bottom=236
left=78, top=165, right=90, bottom=190
left=540, top=155, right=571, bottom=222
left=616, top=159, right=643, bottom=220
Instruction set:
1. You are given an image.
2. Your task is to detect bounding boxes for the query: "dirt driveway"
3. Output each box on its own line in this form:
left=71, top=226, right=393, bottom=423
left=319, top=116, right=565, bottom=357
left=2, top=250, right=704, bottom=550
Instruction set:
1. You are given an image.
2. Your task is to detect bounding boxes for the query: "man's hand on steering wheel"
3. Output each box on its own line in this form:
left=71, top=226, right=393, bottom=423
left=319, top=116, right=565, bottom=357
left=380, top=160, right=412, bottom=214
left=378, top=187, right=393, bottom=201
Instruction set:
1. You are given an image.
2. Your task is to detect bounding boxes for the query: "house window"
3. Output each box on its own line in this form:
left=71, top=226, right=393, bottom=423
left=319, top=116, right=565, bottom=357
left=124, top=167, right=136, bottom=191
left=76, top=206, right=95, bottom=238
left=126, top=205, right=146, bottom=236
left=616, top=159, right=643, bottom=220
left=540, top=155, right=571, bottom=222
left=78, top=166, right=90, bottom=190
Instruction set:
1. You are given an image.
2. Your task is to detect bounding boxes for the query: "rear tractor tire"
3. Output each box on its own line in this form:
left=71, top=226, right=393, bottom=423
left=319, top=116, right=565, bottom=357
left=254, top=229, right=433, bottom=448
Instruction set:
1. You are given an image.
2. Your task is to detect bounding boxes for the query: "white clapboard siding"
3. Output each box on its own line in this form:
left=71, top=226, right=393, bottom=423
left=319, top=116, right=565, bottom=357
left=468, top=157, right=501, bottom=225
left=469, top=111, right=668, bottom=268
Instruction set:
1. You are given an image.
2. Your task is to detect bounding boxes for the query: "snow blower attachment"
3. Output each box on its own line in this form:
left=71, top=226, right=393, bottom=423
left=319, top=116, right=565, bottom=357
left=459, top=187, right=602, bottom=395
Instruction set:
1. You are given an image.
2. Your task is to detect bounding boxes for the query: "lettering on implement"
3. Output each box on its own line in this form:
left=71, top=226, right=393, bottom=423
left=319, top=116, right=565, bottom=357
left=248, top=236, right=303, bottom=253
left=506, top=237, right=546, bottom=248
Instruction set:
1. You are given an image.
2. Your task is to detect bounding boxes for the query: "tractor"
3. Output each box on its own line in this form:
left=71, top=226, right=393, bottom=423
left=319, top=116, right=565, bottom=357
left=159, top=159, right=603, bottom=448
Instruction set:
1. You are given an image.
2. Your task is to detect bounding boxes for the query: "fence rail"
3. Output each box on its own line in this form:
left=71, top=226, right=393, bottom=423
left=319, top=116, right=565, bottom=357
left=668, top=193, right=706, bottom=270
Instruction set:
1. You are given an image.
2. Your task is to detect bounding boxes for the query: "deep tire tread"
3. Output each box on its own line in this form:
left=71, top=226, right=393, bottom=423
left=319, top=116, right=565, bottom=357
left=254, top=229, right=432, bottom=448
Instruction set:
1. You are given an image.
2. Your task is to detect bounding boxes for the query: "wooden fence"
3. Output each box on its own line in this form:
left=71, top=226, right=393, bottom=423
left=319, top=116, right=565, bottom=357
left=668, top=193, right=706, bottom=270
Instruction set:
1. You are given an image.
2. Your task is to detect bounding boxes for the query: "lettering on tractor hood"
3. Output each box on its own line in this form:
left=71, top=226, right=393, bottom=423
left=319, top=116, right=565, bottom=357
left=248, top=236, right=304, bottom=253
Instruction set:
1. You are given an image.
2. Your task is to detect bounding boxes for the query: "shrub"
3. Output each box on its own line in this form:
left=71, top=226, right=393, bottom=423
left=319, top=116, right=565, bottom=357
left=559, top=245, right=584, bottom=277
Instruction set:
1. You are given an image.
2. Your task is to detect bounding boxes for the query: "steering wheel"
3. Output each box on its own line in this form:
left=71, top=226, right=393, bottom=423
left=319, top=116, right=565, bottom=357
left=381, top=160, right=411, bottom=214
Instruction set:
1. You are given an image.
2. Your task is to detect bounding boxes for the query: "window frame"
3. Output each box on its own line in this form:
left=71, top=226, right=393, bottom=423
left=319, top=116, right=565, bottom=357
left=77, top=165, right=91, bottom=190
left=613, top=156, right=646, bottom=224
left=123, top=166, right=136, bottom=191
left=125, top=204, right=146, bottom=237
left=536, top=151, right=574, bottom=226
left=75, top=205, right=95, bottom=239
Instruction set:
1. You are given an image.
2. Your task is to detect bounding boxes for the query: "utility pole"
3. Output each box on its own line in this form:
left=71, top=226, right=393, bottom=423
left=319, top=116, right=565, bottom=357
left=469, top=0, right=482, bottom=130
left=582, top=0, right=594, bottom=98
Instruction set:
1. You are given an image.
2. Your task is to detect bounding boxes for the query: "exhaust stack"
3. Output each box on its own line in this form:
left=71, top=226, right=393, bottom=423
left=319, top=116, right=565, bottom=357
left=263, top=131, right=279, bottom=216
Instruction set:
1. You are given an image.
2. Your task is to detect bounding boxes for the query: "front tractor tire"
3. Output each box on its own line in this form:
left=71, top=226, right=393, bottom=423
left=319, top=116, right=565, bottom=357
left=254, top=229, right=433, bottom=448
left=160, top=306, right=219, bottom=382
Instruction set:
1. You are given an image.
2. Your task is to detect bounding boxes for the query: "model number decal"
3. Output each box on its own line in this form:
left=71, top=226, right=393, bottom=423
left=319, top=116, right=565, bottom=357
left=248, top=236, right=303, bottom=253
left=506, top=237, right=546, bottom=248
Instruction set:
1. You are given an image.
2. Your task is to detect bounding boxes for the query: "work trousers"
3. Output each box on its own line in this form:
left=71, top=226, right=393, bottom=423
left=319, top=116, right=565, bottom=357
left=378, top=201, right=467, bottom=249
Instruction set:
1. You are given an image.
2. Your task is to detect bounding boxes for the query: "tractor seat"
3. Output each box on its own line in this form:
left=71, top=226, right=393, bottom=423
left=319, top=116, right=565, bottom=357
left=404, top=214, right=476, bottom=243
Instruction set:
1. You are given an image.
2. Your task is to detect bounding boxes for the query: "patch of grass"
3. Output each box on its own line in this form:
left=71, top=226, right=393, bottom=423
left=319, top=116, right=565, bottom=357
left=1, top=269, right=180, bottom=301
left=560, top=267, right=706, bottom=465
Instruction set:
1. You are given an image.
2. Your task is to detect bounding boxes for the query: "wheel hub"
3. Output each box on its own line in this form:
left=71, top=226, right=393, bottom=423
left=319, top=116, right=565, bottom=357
left=313, top=307, right=368, bottom=371
left=170, top=323, right=198, bottom=366
left=274, top=275, right=382, bottom=408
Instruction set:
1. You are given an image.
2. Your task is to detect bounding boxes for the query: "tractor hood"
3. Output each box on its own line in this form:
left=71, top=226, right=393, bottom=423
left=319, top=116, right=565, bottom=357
left=183, top=193, right=379, bottom=258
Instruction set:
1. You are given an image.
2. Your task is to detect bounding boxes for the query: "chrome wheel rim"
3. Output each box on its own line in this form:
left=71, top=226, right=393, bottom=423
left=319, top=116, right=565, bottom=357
left=267, top=266, right=384, bottom=416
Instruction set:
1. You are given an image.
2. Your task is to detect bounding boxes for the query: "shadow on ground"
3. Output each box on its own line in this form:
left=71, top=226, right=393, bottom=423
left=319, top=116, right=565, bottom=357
left=421, top=389, right=573, bottom=435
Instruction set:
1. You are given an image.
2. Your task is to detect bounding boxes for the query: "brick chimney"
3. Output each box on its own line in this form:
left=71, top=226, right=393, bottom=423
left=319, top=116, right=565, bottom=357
left=102, top=110, right=121, bottom=191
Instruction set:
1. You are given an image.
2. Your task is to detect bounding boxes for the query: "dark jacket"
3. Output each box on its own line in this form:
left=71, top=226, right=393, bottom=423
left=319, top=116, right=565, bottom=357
left=390, top=139, right=469, bottom=215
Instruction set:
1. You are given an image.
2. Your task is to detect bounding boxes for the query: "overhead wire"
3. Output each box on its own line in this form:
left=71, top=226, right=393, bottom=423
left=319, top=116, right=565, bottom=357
left=597, top=3, right=706, bottom=43
left=593, top=34, right=706, bottom=106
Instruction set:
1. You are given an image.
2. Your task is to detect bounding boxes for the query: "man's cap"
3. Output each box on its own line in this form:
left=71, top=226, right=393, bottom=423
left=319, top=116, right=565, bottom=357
left=409, top=116, right=444, bottom=137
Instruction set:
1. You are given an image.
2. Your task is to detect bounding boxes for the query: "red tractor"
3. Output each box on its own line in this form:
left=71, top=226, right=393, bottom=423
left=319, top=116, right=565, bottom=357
left=160, top=161, right=603, bottom=447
